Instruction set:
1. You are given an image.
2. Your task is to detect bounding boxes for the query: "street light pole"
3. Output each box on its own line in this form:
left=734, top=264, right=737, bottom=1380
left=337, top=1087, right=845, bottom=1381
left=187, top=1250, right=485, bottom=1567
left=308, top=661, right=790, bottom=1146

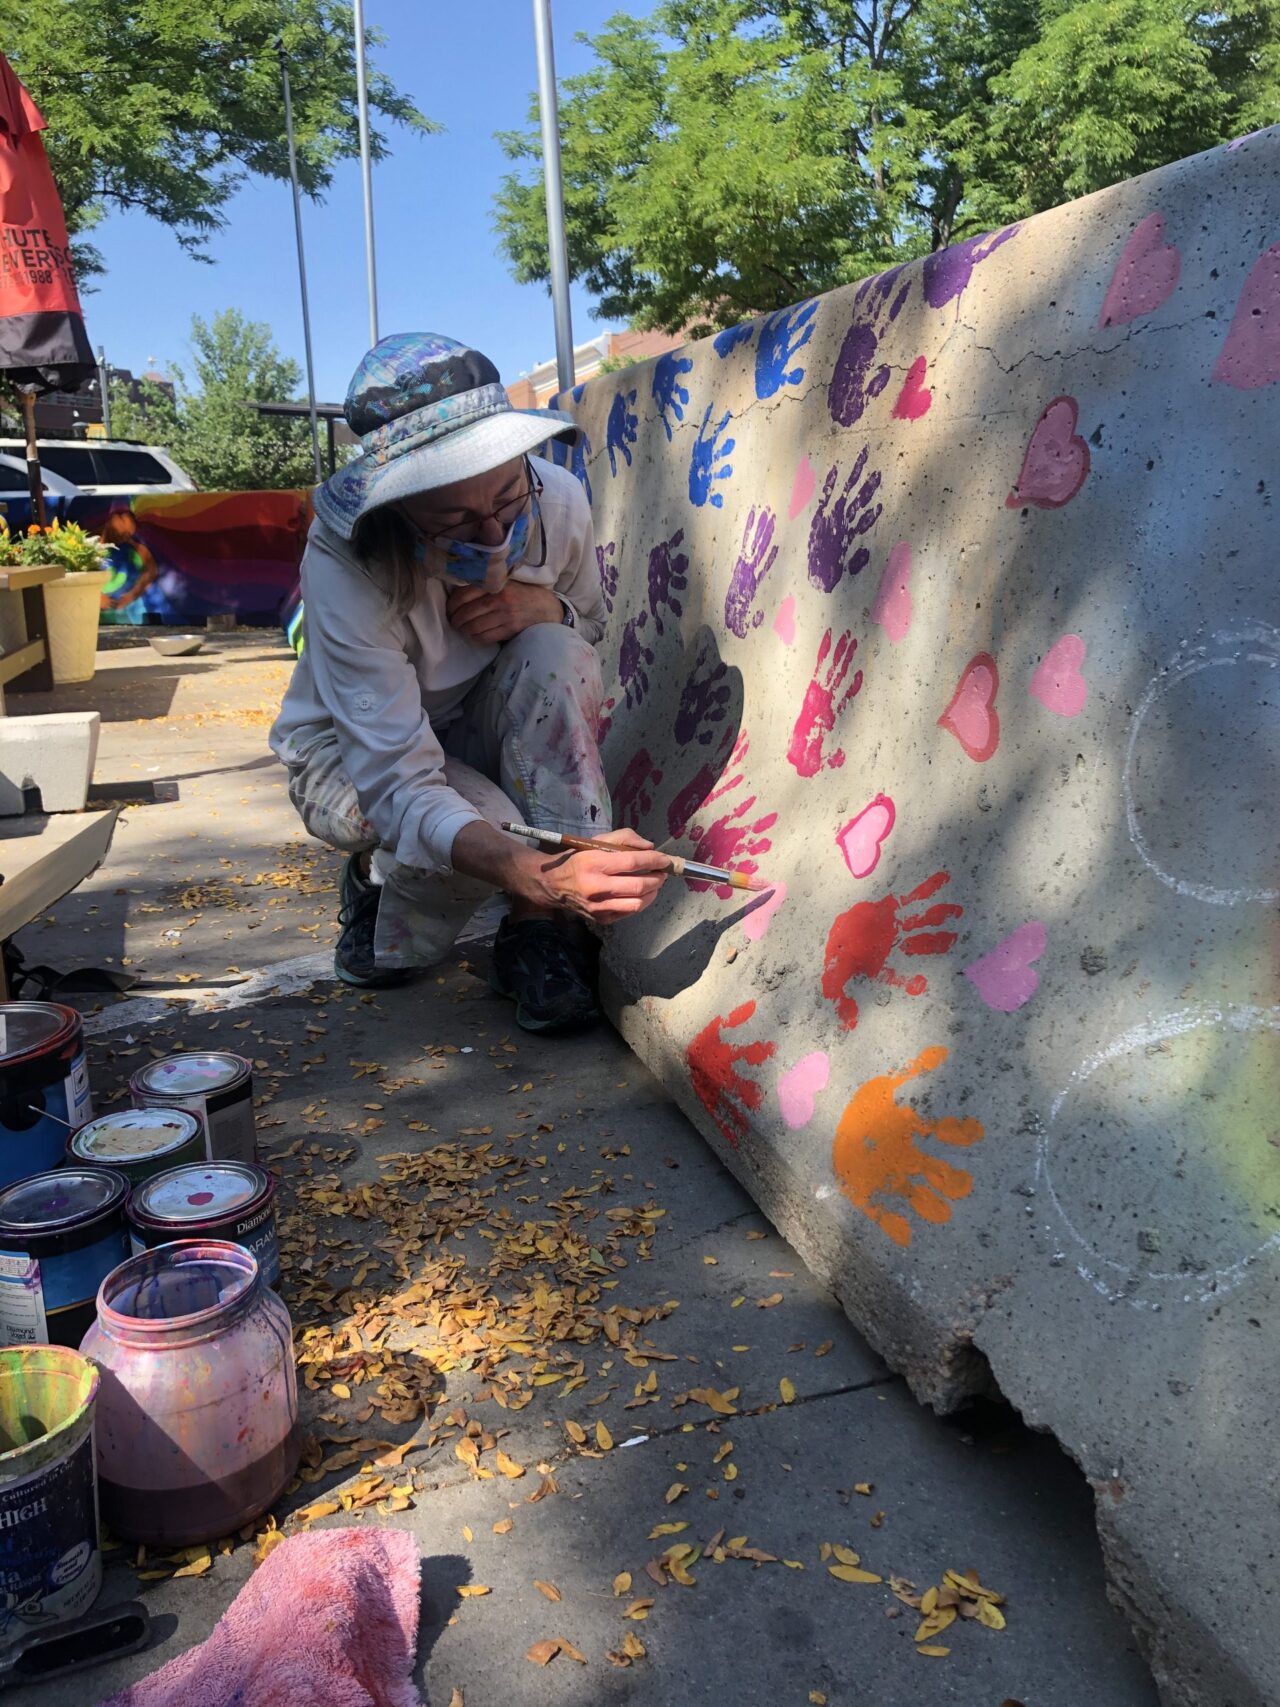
left=96, top=345, right=112, bottom=440
left=352, top=0, right=379, bottom=347
left=277, top=40, right=323, bottom=481
left=531, top=0, right=575, bottom=398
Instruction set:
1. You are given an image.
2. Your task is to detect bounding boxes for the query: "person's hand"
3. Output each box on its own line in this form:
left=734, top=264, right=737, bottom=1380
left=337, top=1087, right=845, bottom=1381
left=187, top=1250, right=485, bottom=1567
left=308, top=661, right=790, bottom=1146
left=531, top=828, right=672, bottom=925
left=446, top=582, right=562, bottom=644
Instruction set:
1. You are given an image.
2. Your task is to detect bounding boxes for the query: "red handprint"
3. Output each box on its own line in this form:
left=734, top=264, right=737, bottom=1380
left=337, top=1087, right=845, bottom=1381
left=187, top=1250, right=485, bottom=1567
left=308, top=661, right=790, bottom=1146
left=612, top=747, right=663, bottom=830
left=787, top=628, right=863, bottom=777
left=667, top=728, right=747, bottom=840
left=687, top=1000, right=777, bottom=1148
left=822, top=871, right=963, bottom=1030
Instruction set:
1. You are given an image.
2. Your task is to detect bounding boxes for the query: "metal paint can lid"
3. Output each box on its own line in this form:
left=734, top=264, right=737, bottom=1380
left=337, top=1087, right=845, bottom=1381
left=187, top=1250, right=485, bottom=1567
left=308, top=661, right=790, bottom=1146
left=0, top=1168, right=128, bottom=1234
left=0, top=1002, right=80, bottom=1067
left=131, top=1162, right=270, bottom=1226
left=133, top=1052, right=251, bottom=1096
left=70, top=1108, right=203, bottom=1165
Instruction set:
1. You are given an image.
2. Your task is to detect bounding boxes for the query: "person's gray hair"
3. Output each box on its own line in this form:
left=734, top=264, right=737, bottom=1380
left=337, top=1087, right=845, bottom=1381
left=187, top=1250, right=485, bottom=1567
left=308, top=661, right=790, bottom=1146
left=351, top=506, right=419, bottom=615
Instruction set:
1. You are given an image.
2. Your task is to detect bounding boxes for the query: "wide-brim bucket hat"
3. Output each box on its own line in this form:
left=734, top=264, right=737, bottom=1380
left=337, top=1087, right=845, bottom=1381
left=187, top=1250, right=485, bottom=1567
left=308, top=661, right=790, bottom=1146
left=312, top=332, right=579, bottom=540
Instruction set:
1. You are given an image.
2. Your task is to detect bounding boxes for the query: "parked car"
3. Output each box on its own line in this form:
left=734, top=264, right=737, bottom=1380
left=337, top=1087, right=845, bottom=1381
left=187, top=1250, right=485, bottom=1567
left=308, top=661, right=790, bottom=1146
left=0, top=451, right=85, bottom=505
left=0, top=439, right=195, bottom=496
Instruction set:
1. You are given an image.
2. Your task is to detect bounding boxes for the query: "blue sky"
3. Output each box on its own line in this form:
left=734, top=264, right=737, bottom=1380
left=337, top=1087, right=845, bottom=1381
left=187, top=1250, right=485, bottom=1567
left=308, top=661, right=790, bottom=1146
left=80, top=2, right=651, bottom=401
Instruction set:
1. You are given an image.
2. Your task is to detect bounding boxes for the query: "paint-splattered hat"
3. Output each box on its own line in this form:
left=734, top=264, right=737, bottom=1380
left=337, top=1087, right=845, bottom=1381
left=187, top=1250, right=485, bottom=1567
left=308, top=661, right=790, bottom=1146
left=312, top=332, right=579, bottom=540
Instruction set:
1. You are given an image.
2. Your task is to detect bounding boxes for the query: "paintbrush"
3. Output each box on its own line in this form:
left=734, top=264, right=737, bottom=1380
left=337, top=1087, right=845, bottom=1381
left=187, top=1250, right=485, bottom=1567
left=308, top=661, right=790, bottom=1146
left=500, top=822, right=771, bottom=892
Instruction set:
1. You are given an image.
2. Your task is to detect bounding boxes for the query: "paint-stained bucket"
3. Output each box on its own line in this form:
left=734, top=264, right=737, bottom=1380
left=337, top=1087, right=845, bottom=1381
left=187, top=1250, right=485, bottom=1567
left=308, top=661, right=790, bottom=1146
left=127, top=1163, right=280, bottom=1288
left=0, top=1345, right=101, bottom=1650
left=0, top=1004, right=92, bottom=1188
left=129, top=1053, right=257, bottom=1165
left=68, top=1108, right=206, bottom=1189
left=0, top=1170, right=130, bottom=1346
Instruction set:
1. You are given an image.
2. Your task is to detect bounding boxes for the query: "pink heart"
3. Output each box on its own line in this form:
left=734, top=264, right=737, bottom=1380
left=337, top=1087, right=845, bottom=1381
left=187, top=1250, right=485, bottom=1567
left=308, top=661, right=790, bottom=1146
left=963, top=921, right=1047, bottom=1013
left=773, top=594, right=797, bottom=647
left=869, top=541, right=913, bottom=643
left=939, top=652, right=1000, bottom=762
left=1029, top=633, right=1087, bottom=717
left=1213, top=243, right=1280, bottom=389
left=1006, top=396, right=1090, bottom=510
left=837, top=794, right=896, bottom=879
left=777, top=1051, right=829, bottom=1130
left=788, top=454, right=817, bottom=518
left=891, top=355, right=932, bottom=420
left=742, top=880, right=787, bottom=942
left=1098, top=213, right=1181, bottom=329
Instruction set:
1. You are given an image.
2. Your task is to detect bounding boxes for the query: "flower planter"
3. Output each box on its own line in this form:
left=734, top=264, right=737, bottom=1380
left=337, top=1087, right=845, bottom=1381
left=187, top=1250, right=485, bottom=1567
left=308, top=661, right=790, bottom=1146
left=43, top=570, right=111, bottom=685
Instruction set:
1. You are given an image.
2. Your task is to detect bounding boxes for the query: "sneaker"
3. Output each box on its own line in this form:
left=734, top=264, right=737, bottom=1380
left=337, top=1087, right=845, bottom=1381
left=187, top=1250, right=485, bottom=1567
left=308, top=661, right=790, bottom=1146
left=334, top=854, right=414, bottom=989
left=489, top=916, right=602, bottom=1032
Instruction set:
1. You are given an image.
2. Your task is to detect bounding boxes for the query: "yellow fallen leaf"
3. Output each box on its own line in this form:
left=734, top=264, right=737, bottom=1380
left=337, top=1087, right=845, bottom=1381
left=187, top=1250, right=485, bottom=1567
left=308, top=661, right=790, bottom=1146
left=457, top=1584, right=491, bottom=1598
left=492, top=1518, right=513, bottom=1535
left=623, top=1599, right=655, bottom=1620
left=534, top=1580, right=561, bottom=1602
left=564, top=1420, right=587, bottom=1444
left=915, top=1607, right=957, bottom=1642
left=814, top=1340, right=833, bottom=1356
left=810, top=1694, right=828, bottom=1705
left=712, top=1441, right=734, bottom=1464
left=921, top=1585, right=938, bottom=1615
left=613, top=1571, right=632, bottom=1597
left=854, top=1481, right=873, bottom=1495
left=252, top=1528, right=287, bottom=1569
left=448, top=1691, right=464, bottom=1707
left=780, top=1377, right=797, bottom=1404
left=832, top=1544, right=861, bottom=1566
left=596, top=1421, right=614, bottom=1451
left=649, top=1521, right=687, bottom=1538
left=829, top=1565, right=883, bottom=1584
left=462, top=1526, right=473, bottom=1543
left=526, top=1639, right=561, bottom=1665
left=976, top=1599, right=1007, bottom=1630
left=723, top=1463, right=738, bottom=1481
left=757, top=1293, right=784, bottom=1308
left=330, top=1382, right=351, bottom=1399
left=688, top=1386, right=738, bottom=1416
left=172, top=1549, right=213, bottom=1579
left=298, top=1499, right=341, bottom=1522
left=664, top=1482, right=688, bottom=1504
left=622, top=1631, right=646, bottom=1659
left=559, top=1638, right=587, bottom=1663
left=917, top=1645, right=950, bottom=1657
left=495, top=1450, right=525, bottom=1479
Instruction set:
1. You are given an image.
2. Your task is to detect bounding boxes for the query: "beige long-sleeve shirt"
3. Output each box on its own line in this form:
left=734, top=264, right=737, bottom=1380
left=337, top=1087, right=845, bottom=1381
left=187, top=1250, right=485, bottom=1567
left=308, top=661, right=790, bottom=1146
left=269, top=456, right=606, bottom=873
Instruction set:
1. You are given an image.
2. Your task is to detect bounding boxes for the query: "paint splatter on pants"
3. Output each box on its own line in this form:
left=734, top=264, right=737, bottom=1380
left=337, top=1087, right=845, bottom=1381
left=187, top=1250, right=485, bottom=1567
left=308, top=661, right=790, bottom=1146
left=283, top=626, right=612, bottom=971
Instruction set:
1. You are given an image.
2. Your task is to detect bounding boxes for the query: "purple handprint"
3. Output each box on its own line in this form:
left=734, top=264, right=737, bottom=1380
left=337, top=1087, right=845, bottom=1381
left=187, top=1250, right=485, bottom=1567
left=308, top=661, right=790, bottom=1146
left=724, top=507, right=779, bottom=637
left=652, top=350, right=693, bottom=441
left=607, top=388, right=638, bottom=476
left=618, top=610, right=655, bottom=709
left=647, top=529, right=688, bottom=635
left=923, top=226, right=1019, bottom=310
left=552, top=429, right=593, bottom=503
left=756, top=300, right=817, bottom=399
left=829, top=266, right=912, bottom=429
left=807, top=449, right=883, bottom=593
left=597, top=541, right=619, bottom=614
left=689, top=404, right=736, bottom=508
left=612, top=746, right=664, bottom=830
left=674, top=632, right=732, bottom=745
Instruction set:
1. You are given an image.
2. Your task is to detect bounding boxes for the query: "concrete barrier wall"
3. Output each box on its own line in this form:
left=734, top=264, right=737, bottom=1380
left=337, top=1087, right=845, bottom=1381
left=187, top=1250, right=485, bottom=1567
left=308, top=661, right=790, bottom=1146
left=549, top=131, right=1280, bottom=1707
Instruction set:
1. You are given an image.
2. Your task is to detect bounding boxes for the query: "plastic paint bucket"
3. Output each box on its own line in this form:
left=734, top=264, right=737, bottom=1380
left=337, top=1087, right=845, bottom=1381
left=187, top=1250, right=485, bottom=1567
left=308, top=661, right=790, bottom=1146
left=68, top=1108, right=206, bottom=1189
left=0, top=1345, right=101, bottom=1650
left=130, top=1052, right=257, bottom=1165
left=0, top=1004, right=92, bottom=1188
left=0, top=1170, right=130, bottom=1347
left=127, top=1162, right=280, bottom=1288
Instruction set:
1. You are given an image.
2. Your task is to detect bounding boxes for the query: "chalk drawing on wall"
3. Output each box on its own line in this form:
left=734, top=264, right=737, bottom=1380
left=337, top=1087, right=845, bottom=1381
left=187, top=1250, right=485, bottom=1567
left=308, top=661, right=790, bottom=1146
left=963, top=921, right=1047, bottom=1012
left=1038, top=1005, right=1280, bottom=1307
left=1006, top=396, right=1091, bottom=510
left=836, top=794, right=896, bottom=880
left=1122, top=623, right=1280, bottom=906
left=1029, top=634, right=1088, bottom=717
left=1212, top=243, right=1280, bottom=388
left=938, top=653, right=1000, bottom=761
left=1098, top=212, right=1181, bottom=328
left=832, top=1046, right=985, bottom=1247
left=822, top=871, right=963, bottom=1031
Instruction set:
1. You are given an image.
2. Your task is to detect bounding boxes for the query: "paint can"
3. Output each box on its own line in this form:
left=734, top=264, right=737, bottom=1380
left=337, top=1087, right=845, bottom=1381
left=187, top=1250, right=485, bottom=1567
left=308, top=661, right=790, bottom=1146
left=126, top=1163, right=280, bottom=1288
left=0, top=1170, right=130, bottom=1347
left=0, top=1004, right=92, bottom=1189
left=0, top=1345, right=101, bottom=1650
left=67, top=1108, right=206, bottom=1189
left=129, top=1052, right=257, bottom=1165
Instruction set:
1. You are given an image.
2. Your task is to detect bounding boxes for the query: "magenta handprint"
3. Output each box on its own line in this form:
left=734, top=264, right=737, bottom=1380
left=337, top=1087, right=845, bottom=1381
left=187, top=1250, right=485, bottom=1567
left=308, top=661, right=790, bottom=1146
left=674, top=633, right=732, bottom=745
left=829, top=266, right=911, bottom=429
left=612, top=746, right=664, bottom=830
left=724, top=507, right=779, bottom=638
left=688, top=784, right=778, bottom=898
left=667, top=728, right=746, bottom=840
left=807, top=449, right=883, bottom=593
left=647, top=529, right=688, bottom=635
left=597, top=541, right=619, bottom=614
left=787, top=629, right=863, bottom=777
left=618, top=610, right=655, bottom=710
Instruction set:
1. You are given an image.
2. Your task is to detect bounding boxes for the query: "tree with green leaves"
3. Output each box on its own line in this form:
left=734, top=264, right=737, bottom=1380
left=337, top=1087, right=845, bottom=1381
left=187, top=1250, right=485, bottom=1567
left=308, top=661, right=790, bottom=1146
left=493, top=0, right=1279, bottom=333
left=3, top=1, right=437, bottom=284
left=110, top=309, right=320, bottom=490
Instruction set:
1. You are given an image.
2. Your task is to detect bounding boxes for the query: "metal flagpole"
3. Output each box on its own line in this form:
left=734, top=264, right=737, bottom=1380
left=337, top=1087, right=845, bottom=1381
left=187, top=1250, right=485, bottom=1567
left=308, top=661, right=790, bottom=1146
left=531, top=0, right=575, bottom=396
left=277, top=40, right=323, bottom=481
left=97, top=345, right=112, bottom=440
left=352, top=0, right=379, bottom=346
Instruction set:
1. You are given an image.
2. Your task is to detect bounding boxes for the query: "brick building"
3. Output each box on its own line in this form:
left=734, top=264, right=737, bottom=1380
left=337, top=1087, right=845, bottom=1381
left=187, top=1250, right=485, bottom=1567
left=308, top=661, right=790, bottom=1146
left=506, top=327, right=685, bottom=409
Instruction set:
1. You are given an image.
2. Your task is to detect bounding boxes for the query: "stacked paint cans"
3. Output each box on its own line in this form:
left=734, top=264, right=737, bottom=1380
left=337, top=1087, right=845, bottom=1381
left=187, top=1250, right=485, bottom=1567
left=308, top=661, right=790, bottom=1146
left=0, top=1004, right=92, bottom=1187
left=127, top=1163, right=281, bottom=1289
left=0, top=1170, right=130, bottom=1347
left=68, top=1108, right=205, bottom=1188
left=130, top=1052, right=257, bottom=1164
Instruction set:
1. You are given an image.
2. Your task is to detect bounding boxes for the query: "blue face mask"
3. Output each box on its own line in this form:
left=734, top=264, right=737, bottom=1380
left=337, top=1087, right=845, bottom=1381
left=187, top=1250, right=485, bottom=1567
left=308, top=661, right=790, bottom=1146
left=415, top=501, right=539, bottom=591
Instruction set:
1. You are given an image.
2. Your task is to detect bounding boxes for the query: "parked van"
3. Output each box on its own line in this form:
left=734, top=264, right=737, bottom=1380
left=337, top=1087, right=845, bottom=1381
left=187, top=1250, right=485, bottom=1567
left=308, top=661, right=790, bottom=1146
left=0, top=439, right=195, bottom=496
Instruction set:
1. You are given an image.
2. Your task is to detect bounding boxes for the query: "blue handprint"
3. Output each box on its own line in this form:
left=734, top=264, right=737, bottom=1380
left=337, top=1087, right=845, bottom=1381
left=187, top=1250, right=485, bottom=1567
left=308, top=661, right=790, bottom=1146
left=551, top=428, right=593, bottom=504
left=549, top=382, right=587, bottom=410
left=714, top=321, right=754, bottom=357
left=607, top=388, right=639, bottom=476
left=652, top=350, right=693, bottom=441
left=688, top=404, right=736, bottom=509
left=755, top=300, right=818, bottom=399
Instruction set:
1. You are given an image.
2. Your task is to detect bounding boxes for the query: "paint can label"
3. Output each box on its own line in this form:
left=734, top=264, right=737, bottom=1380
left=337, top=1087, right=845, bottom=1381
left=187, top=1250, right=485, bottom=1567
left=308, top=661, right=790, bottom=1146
left=63, top=1049, right=92, bottom=1129
left=0, top=1427, right=101, bottom=1647
left=0, top=1230, right=128, bottom=1345
left=0, top=1253, right=46, bottom=1344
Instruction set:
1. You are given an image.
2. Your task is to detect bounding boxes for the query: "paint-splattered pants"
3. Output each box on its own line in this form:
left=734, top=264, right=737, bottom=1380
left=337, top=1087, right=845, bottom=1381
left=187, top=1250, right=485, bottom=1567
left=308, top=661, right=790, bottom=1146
left=283, top=625, right=612, bottom=971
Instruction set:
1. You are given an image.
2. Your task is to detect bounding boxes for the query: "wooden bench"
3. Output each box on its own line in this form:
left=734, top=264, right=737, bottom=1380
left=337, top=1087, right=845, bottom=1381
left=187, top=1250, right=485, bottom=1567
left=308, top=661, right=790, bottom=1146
left=0, top=808, right=118, bottom=999
left=0, top=563, right=61, bottom=707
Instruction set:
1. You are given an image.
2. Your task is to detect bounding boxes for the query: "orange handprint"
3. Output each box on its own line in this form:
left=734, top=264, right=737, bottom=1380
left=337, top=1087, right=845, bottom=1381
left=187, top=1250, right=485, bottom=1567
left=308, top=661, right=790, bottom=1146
left=822, top=870, right=962, bottom=1030
left=832, top=1046, right=984, bottom=1247
left=687, top=1000, right=777, bottom=1148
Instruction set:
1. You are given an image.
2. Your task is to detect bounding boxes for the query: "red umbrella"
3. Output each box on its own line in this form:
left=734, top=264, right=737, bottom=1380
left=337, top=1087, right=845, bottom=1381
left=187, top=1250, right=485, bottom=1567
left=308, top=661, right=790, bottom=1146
left=0, top=52, right=94, bottom=524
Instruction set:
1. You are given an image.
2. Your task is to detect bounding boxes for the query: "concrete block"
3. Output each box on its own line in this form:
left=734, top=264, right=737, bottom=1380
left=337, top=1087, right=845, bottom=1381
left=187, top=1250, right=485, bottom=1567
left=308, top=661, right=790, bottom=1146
left=0, top=711, right=101, bottom=814
left=550, top=131, right=1280, bottom=1707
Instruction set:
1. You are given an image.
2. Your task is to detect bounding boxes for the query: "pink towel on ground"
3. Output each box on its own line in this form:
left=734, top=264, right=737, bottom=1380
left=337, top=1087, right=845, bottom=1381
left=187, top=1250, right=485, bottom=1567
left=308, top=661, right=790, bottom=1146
left=105, top=1528, right=423, bottom=1707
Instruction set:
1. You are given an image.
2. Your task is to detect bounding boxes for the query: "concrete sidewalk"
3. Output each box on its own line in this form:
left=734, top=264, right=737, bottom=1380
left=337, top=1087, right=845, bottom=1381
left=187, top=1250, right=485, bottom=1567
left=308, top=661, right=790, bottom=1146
left=5, top=634, right=1157, bottom=1706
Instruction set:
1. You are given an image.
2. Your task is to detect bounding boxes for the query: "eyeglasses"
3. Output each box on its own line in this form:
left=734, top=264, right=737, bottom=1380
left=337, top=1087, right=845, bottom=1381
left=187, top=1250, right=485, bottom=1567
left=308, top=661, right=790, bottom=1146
left=419, top=458, right=544, bottom=544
